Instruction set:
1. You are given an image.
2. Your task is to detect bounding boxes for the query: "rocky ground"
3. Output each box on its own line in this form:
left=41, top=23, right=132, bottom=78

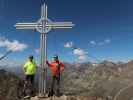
left=30, top=95, right=105, bottom=100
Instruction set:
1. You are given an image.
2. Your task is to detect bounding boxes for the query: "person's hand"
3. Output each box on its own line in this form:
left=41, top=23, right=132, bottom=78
left=46, top=60, right=49, bottom=64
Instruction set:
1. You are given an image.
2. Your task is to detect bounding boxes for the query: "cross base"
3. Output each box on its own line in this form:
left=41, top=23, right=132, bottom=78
left=37, top=93, right=48, bottom=98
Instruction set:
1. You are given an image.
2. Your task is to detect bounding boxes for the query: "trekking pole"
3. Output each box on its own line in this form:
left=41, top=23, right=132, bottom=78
left=0, top=45, right=21, bottom=61
left=0, top=50, right=12, bottom=61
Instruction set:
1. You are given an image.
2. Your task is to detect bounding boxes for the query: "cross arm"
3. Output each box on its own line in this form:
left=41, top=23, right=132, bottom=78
left=47, top=22, right=75, bottom=29
left=14, top=23, right=37, bottom=29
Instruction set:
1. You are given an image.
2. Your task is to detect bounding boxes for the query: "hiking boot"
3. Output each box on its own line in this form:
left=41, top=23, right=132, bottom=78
left=24, top=95, right=31, bottom=99
left=48, top=90, right=55, bottom=97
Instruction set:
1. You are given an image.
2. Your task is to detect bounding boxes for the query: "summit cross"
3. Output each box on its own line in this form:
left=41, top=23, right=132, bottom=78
left=15, top=3, right=74, bottom=96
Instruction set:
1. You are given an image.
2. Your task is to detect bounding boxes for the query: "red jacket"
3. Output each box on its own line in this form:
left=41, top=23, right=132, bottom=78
left=46, top=60, right=64, bottom=77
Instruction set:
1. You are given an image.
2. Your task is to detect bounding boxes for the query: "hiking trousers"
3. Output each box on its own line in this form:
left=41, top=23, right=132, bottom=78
left=25, top=75, right=35, bottom=85
left=50, top=75, right=60, bottom=96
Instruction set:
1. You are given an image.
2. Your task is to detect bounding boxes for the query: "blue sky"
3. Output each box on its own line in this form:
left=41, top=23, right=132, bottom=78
left=0, top=0, right=133, bottom=64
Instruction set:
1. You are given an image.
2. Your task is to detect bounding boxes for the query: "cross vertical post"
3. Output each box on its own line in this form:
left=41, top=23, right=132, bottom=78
left=14, top=3, right=74, bottom=97
left=39, top=3, right=48, bottom=96
left=39, top=33, right=47, bottom=96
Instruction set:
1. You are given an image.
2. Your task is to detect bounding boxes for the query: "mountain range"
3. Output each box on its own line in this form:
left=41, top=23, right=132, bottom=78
left=0, top=60, right=133, bottom=100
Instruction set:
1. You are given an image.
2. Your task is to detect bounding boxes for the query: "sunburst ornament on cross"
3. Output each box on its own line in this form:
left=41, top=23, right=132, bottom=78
left=14, top=3, right=74, bottom=96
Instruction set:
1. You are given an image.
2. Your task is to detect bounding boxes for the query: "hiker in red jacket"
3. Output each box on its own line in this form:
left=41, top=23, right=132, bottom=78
left=46, top=55, right=64, bottom=96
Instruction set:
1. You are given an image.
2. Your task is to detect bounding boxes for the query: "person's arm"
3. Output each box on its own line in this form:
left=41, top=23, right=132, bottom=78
left=46, top=60, right=52, bottom=67
left=60, top=62, right=65, bottom=72
left=23, top=62, right=27, bottom=72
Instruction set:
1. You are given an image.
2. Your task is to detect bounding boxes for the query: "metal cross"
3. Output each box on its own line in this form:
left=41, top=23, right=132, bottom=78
left=15, top=3, right=74, bottom=96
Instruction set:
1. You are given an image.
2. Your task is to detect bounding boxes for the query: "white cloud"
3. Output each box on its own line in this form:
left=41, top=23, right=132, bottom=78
left=0, top=36, right=28, bottom=52
left=89, top=38, right=111, bottom=46
left=97, top=42, right=104, bottom=46
left=104, top=39, right=111, bottom=44
left=73, top=48, right=87, bottom=56
left=64, top=41, right=88, bottom=62
left=64, top=42, right=73, bottom=48
left=73, top=48, right=88, bottom=61
left=90, top=41, right=96, bottom=45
